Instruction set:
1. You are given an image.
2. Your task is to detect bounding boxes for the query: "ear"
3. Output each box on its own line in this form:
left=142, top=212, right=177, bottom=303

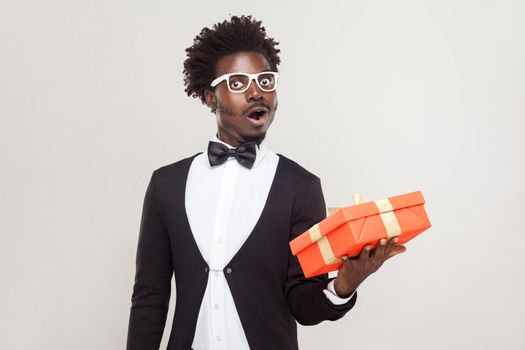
left=204, top=89, right=217, bottom=113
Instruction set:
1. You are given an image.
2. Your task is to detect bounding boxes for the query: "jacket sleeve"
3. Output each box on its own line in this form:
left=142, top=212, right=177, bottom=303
left=285, top=176, right=357, bottom=326
left=126, top=170, right=173, bottom=350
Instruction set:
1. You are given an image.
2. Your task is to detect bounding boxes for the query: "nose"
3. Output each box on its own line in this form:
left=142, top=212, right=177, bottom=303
left=245, top=78, right=264, bottom=101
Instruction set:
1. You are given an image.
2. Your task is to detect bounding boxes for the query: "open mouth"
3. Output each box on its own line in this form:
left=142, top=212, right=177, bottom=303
left=245, top=106, right=269, bottom=126
left=247, top=110, right=267, bottom=120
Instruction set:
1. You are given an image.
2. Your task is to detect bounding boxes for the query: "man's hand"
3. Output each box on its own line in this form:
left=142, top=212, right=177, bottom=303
left=333, top=237, right=407, bottom=297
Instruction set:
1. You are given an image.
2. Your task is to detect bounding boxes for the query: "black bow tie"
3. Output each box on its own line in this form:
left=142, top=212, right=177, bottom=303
left=207, top=141, right=257, bottom=169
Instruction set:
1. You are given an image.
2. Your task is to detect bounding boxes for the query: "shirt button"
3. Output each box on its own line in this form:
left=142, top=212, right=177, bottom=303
left=214, top=271, right=219, bottom=277
left=226, top=267, right=232, bottom=274
left=216, top=335, right=222, bottom=341
left=214, top=303, right=219, bottom=309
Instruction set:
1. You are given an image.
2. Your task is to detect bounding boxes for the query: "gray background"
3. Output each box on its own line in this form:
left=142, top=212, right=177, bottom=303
left=1, top=0, right=524, bottom=349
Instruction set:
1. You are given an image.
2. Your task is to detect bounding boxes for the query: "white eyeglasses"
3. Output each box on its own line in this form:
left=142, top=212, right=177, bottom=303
left=210, top=71, right=279, bottom=93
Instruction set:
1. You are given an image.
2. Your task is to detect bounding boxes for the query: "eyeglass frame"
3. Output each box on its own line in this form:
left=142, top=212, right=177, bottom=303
left=210, top=71, right=280, bottom=93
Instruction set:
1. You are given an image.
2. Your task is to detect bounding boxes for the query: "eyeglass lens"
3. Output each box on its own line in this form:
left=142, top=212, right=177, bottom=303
left=228, top=73, right=277, bottom=92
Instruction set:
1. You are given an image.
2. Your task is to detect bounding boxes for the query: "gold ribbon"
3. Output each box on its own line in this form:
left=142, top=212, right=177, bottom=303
left=308, top=224, right=341, bottom=265
left=317, top=236, right=342, bottom=265
left=374, top=198, right=402, bottom=237
left=308, top=223, right=322, bottom=241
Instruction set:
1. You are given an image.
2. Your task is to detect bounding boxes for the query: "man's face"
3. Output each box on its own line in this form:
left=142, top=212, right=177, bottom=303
left=205, top=51, right=278, bottom=147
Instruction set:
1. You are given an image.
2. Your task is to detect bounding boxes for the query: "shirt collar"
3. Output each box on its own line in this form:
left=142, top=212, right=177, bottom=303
left=209, top=134, right=268, bottom=169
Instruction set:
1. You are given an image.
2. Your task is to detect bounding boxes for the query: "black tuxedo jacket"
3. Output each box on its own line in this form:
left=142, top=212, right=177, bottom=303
left=126, top=152, right=357, bottom=350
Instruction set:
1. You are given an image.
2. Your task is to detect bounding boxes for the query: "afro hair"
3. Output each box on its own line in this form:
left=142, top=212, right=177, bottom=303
left=183, top=15, right=281, bottom=104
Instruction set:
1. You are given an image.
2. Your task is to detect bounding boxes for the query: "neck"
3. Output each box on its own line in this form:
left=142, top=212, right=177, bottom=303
left=216, top=132, right=265, bottom=148
left=216, top=133, right=240, bottom=148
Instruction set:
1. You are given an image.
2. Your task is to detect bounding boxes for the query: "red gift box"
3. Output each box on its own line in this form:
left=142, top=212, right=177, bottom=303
left=290, top=191, right=431, bottom=278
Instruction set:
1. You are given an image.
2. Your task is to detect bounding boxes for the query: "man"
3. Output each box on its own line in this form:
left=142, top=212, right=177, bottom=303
left=126, top=15, right=405, bottom=350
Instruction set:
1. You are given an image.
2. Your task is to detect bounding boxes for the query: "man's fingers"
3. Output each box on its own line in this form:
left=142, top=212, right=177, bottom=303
left=383, top=237, right=398, bottom=258
left=359, top=245, right=372, bottom=260
left=354, top=241, right=405, bottom=262
left=386, top=245, right=407, bottom=260
left=371, top=238, right=387, bottom=259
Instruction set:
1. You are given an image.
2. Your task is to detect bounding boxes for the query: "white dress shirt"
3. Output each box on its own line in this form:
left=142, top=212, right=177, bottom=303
left=185, top=134, right=353, bottom=350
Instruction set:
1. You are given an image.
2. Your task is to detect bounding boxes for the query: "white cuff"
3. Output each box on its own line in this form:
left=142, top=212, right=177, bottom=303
left=323, top=279, right=355, bottom=305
